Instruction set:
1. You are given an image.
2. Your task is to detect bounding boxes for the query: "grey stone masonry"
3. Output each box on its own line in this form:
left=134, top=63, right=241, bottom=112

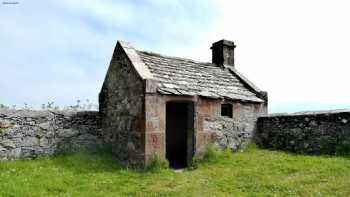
left=257, top=109, right=350, bottom=154
left=99, top=41, right=146, bottom=168
left=205, top=117, right=252, bottom=151
left=0, top=109, right=104, bottom=160
left=205, top=102, right=267, bottom=151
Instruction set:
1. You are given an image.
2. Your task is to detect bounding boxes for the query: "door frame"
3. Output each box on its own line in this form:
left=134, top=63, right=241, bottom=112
left=165, top=101, right=195, bottom=167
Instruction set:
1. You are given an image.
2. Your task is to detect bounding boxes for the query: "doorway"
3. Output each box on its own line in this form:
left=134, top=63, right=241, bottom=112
left=166, top=102, right=194, bottom=169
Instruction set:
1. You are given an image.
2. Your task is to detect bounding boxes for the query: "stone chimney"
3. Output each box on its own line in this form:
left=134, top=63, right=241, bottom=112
left=210, top=39, right=236, bottom=67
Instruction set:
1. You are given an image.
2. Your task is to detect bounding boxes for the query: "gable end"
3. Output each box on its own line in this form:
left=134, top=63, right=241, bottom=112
left=118, top=41, right=154, bottom=80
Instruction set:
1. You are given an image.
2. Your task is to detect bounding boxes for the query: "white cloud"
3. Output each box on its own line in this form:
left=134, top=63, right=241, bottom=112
left=1, top=0, right=349, bottom=112
left=0, top=0, right=219, bottom=108
left=189, top=0, right=350, bottom=111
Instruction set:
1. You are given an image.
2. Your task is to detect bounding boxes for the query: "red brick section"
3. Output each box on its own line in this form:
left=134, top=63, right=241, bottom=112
left=144, top=94, right=166, bottom=165
left=144, top=94, right=198, bottom=164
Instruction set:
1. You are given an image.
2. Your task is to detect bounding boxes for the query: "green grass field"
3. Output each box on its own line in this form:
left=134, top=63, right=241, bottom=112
left=1, top=146, right=350, bottom=197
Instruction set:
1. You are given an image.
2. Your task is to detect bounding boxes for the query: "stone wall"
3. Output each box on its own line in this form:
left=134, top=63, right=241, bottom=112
left=0, top=109, right=103, bottom=160
left=99, top=42, right=145, bottom=168
left=204, top=102, right=267, bottom=151
left=257, top=109, right=350, bottom=154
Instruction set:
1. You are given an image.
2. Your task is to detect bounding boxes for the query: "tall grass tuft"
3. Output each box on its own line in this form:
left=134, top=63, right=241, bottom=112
left=145, top=154, right=169, bottom=172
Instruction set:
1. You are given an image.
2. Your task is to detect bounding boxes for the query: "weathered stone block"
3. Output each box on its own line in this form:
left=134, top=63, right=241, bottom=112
left=57, top=129, right=79, bottom=138
left=0, top=139, right=16, bottom=148
left=21, top=137, right=39, bottom=147
left=38, top=122, right=50, bottom=130
left=8, top=148, right=21, bottom=159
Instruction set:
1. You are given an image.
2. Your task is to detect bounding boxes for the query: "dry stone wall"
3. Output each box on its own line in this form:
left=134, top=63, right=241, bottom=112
left=257, top=109, right=350, bottom=154
left=0, top=109, right=104, bottom=160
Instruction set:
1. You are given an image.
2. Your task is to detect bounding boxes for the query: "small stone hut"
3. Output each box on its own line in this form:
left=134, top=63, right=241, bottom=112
left=99, top=39, right=268, bottom=168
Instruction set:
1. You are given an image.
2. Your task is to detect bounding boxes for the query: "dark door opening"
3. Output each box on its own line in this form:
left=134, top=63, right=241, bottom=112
left=166, top=102, right=194, bottom=169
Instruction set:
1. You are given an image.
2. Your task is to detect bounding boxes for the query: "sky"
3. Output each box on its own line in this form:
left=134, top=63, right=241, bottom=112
left=1, top=0, right=350, bottom=112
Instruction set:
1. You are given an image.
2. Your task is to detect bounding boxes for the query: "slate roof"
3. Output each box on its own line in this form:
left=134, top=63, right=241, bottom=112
left=136, top=50, right=264, bottom=103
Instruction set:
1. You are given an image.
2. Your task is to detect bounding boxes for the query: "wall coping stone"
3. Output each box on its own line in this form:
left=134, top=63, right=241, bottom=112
left=260, top=109, right=350, bottom=118
left=0, top=109, right=98, bottom=116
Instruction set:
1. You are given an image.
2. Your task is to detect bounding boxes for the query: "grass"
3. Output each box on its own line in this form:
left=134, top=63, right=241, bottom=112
left=1, top=146, right=350, bottom=197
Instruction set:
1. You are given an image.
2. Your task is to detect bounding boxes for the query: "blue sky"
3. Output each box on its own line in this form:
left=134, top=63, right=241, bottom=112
left=1, top=0, right=350, bottom=112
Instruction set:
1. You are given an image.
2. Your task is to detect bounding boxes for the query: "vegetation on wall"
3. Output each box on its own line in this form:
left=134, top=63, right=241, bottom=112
left=0, top=100, right=98, bottom=111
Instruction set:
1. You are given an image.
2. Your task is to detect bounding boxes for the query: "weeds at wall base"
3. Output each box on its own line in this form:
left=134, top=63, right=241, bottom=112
left=145, top=154, right=169, bottom=172
left=188, top=143, right=252, bottom=170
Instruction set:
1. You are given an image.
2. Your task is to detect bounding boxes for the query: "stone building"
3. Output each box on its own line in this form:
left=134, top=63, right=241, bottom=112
left=99, top=39, right=268, bottom=168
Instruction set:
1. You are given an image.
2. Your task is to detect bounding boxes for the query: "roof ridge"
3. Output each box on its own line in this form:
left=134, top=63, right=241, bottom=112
left=137, top=49, right=213, bottom=66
